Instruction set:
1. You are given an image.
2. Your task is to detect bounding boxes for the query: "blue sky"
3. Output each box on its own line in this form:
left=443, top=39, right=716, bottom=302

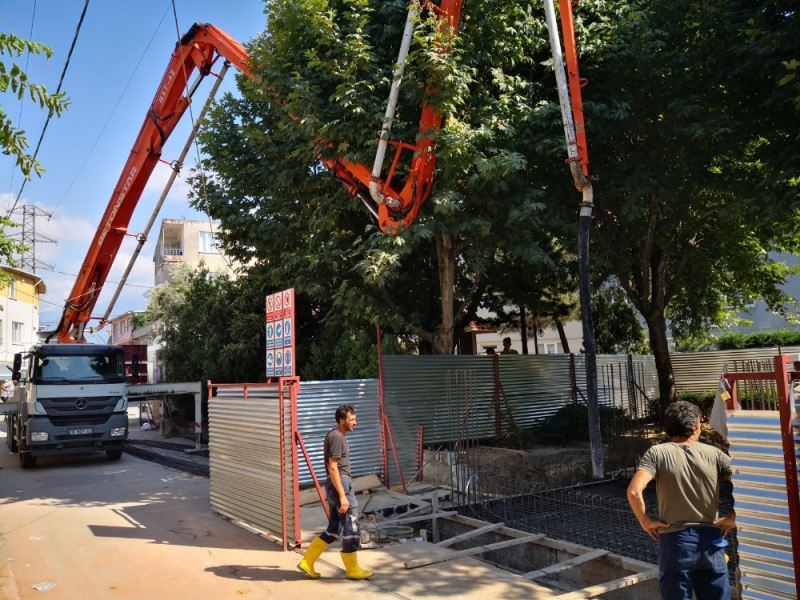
left=1, top=0, right=266, bottom=341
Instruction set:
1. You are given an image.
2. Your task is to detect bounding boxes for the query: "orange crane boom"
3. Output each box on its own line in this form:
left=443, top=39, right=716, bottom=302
left=54, top=3, right=463, bottom=343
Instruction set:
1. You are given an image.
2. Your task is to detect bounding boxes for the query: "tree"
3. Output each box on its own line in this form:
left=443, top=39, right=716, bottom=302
left=543, top=0, right=800, bottom=406
left=193, top=0, right=575, bottom=356
left=1, top=33, right=69, bottom=179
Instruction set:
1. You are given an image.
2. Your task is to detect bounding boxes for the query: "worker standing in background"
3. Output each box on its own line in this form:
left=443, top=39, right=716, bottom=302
left=500, top=337, right=518, bottom=354
left=627, top=401, right=736, bottom=599
left=298, top=404, right=373, bottom=580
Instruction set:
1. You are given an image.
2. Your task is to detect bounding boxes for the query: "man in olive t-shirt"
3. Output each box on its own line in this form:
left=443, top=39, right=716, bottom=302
left=627, top=401, right=736, bottom=600
left=297, top=404, right=373, bottom=581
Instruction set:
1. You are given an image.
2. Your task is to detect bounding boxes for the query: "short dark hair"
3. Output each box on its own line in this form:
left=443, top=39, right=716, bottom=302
left=503, top=337, right=511, bottom=344
left=663, top=401, right=701, bottom=437
left=335, top=404, right=356, bottom=423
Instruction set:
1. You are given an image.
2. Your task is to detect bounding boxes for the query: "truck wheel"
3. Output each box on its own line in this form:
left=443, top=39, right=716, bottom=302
left=6, top=417, right=18, bottom=452
left=106, top=449, right=123, bottom=461
left=19, top=452, right=37, bottom=469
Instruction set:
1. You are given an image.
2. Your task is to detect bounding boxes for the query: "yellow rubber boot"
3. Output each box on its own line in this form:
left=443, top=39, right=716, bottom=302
left=340, top=551, right=373, bottom=580
left=297, top=538, right=328, bottom=579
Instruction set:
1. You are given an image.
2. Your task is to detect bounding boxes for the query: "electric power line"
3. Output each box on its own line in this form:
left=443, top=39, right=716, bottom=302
left=8, top=0, right=91, bottom=216
left=8, top=0, right=38, bottom=198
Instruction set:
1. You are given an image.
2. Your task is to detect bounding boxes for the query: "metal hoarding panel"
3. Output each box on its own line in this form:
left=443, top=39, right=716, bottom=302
left=496, top=354, right=574, bottom=428
left=672, top=347, right=800, bottom=395
left=728, top=410, right=797, bottom=599
left=382, top=355, right=495, bottom=484
left=208, top=387, right=294, bottom=544
left=295, top=379, right=383, bottom=487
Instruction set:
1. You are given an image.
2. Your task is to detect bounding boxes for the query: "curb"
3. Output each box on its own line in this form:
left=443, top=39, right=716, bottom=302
left=124, top=443, right=209, bottom=477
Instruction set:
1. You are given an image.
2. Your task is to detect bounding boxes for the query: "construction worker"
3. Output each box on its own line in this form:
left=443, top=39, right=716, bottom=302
left=298, top=404, right=373, bottom=580
left=500, top=337, right=518, bottom=354
left=627, top=401, right=736, bottom=600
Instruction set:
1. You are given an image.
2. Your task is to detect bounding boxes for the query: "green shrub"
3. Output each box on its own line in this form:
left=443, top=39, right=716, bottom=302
left=675, top=391, right=717, bottom=418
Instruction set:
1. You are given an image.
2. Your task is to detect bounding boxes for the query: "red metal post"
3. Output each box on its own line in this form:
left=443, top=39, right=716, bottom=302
left=286, top=377, right=302, bottom=547
left=774, top=355, right=800, bottom=597
left=417, top=424, right=425, bottom=482
left=376, top=325, right=390, bottom=487
left=278, top=380, right=288, bottom=551
left=383, top=413, right=408, bottom=494
left=295, top=430, right=331, bottom=521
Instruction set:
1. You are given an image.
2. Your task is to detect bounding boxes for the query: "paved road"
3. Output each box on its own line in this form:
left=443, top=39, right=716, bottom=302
left=0, top=426, right=391, bottom=600
left=0, top=425, right=559, bottom=600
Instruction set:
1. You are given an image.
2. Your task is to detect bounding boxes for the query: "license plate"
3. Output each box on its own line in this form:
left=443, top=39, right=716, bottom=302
left=69, top=428, right=92, bottom=435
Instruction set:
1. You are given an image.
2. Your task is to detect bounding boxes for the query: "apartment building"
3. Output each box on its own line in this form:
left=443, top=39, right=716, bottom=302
left=0, top=266, right=46, bottom=367
left=152, top=219, right=239, bottom=285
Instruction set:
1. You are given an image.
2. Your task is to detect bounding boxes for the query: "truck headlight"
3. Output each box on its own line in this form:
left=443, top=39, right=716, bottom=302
left=110, top=427, right=127, bottom=437
left=113, top=397, right=128, bottom=412
left=31, top=431, right=49, bottom=441
left=33, top=401, right=47, bottom=415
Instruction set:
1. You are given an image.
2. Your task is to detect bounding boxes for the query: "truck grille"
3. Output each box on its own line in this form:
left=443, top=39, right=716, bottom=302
left=48, top=414, right=111, bottom=427
left=39, top=395, right=119, bottom=418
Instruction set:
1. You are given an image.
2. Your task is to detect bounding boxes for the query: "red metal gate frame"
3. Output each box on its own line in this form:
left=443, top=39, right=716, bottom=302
left=723, top=355, right=800, bottom=597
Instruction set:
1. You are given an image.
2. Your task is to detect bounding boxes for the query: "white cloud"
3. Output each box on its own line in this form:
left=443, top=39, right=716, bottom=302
left=143, top=161, right=193, bottom=203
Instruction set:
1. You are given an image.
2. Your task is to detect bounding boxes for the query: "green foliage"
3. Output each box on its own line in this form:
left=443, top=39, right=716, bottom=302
left=194, top=0, right=577, bottom=357
left=675, top=328, right=800, bottom=351
left=675, top=391, right=717, bottom=420
left=591, top=283, right=648, bottom=354
left=717, top=328, right=800, bottom=350
left=540, top=403, right=630, bottom=442
left=0, top=32, right=69, bottom=179
left=145, top=266, right=265, bottom=382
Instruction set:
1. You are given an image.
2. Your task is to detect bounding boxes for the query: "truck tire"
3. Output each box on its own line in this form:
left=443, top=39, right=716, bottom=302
left=19, top=451, right=36, bottom=469
left=106, top=449, right=123, bottom=461
left=6, top=417, right=18, bottom=452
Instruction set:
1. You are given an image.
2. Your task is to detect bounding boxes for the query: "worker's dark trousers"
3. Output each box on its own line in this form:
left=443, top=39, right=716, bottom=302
left=319, top=477, right=360, bottom=553
left=658, top=527, right=730, bottom=600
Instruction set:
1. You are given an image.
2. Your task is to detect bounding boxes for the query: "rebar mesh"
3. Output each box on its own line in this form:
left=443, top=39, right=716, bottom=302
left=453, top=472, right=738, bottom=586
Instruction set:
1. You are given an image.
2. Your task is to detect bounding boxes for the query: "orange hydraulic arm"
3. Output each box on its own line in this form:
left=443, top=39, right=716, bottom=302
left=54, top=6, right=462, bottom=344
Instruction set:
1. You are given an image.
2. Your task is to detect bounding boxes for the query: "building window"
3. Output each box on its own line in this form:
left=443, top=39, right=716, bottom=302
left=7, top=278, right=16, bottom=300
left=199, top=231, right=220, bottom=254
left=12, top=321, right=24, bottom=345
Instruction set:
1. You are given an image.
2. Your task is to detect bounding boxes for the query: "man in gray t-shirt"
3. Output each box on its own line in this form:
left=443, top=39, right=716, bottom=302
left=627, top=401, right=736, bottom=599
left=298, top=404, right=373, bottom=581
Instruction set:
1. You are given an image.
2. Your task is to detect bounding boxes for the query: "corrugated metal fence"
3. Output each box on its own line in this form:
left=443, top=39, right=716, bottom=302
left=672, top=346, right=800, bottom=395
left=208, top=382, right=298, bottom=549
left=727, top=410, right=797, bottom=599
left=295, top=379, right=383, bottom=486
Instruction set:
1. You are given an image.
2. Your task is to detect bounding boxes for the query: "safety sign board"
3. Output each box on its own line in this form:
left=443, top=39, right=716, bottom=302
left=265, top=288, right=295, bottom=378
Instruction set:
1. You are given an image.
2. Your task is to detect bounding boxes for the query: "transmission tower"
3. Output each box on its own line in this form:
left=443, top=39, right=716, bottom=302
left=7, top=205, right=56, bottom=273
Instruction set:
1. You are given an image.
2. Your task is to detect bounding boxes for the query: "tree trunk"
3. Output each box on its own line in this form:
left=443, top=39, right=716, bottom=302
left=533, top=321, right=539, bottom=354
left=645, top=312, right=676, bottom=411
left=432, top=233, right=456, bottom=354
left=554, top=317, right=570, bottom=353
left=520, top=305, right=529, bottom=354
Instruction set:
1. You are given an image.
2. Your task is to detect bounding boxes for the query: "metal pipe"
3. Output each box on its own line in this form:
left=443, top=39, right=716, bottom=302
left=543, top=0, right=602, bottom=478
left=369, top=4, right=418, bottom=208
left=98, top=63, right=231, bottom=329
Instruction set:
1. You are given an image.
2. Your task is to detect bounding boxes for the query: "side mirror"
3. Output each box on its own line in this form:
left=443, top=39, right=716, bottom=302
left=12, top=353, right=21, bottom=372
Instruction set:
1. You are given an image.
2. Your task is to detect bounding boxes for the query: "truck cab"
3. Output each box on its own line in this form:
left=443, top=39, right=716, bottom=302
left=7, top=344, right=128, bottom=468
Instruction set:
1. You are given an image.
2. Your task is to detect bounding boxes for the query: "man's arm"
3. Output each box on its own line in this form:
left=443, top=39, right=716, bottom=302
left=627, top=469, right=669, bottom=540
left=327, top=457, right=349, bottom=514
left=714, top=465, right=736, bottom=536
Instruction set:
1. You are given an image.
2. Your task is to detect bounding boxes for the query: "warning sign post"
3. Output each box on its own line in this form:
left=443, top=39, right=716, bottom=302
left=265, top=288, right=295, bottom=378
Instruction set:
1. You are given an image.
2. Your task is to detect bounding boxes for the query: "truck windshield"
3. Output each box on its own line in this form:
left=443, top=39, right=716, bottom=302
left=34, top=353, right=126, bottom=384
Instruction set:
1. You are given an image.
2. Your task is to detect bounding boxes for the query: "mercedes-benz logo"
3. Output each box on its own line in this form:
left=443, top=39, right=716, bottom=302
left=75, top=398, right=88, bottom=410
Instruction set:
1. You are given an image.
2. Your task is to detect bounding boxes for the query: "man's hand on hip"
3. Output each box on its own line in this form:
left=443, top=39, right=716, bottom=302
left=639, top=517, right=670, bottom=541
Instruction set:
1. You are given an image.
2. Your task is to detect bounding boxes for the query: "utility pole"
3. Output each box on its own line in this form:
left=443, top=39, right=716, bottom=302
left=7, top=205, right=56, bottom=273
